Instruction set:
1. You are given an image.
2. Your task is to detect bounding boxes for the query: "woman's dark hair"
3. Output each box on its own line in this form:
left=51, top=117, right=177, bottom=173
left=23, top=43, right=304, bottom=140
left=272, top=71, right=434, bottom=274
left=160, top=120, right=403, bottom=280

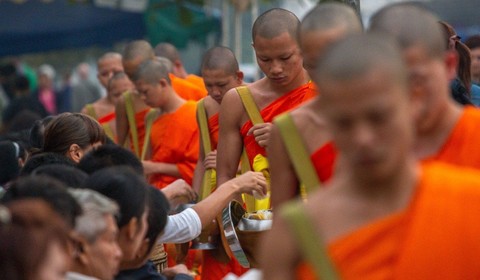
left=20, top=152, right=76, bottom=176
left=43, top=113, right=106, bottom=155
left=0, top=141, right=22, bottom=185
left=83, top=166, right=148, bottom=229
left=78, top=144, right=143, bottom=175
left=0, top=199, right=70, bottom=280
left=144, top=186, right=170, bottom=256
left=32, top=164, right=88, bottom=188
left=29, top=116, right=54, bottom=152
left=1, top=175, right=82, bottom=229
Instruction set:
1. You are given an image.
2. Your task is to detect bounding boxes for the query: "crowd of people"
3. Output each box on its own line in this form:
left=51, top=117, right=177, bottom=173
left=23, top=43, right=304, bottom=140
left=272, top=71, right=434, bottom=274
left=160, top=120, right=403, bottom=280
left=1, top=1, right=480, bottom=280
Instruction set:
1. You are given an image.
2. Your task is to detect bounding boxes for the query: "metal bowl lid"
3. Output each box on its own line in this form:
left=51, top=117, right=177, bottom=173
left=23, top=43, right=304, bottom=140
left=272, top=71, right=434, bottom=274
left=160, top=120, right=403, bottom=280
left=222, top=200, right=250, bottom=268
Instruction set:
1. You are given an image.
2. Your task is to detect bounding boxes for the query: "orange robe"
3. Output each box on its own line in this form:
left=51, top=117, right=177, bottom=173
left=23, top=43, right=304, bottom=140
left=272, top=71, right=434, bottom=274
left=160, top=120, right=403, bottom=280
left=170, top=73, right=207, bottom=101
left=240, top=82, right=315, bottom=168
left=311, top=142, right=336, bottom=184
left=296, top=162, right=480, bottom=279
left=186, top=74, right=207, bottom=92
left=423, top=106, right=480, bottom=168
left=149, top=101, right=199, bottom=189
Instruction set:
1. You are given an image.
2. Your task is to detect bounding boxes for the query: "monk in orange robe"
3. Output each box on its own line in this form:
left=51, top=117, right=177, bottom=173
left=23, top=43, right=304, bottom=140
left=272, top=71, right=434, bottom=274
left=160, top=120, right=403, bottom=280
left=368, top=3, right=480, bottom=170
left=155, top=42, right=207, bottom=101
left=267, top=3, right=363, bottom=208
left=216, top=9, right=314, bottom=211
left=82, top=53, right=124, bottom=142
left=191, top=46, right=248, bottom=280
left=262, top=30, right=480, bottom=280
left=135, top=57, right=199, bottom=190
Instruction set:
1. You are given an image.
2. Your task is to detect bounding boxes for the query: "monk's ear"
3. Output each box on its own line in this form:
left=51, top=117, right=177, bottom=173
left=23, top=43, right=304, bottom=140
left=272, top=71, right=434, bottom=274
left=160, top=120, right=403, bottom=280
left=159, top=78, right=169, bottom=88
left=67, top=144, right=83, bottom=163
left=236, top=71, right=244, bottom=83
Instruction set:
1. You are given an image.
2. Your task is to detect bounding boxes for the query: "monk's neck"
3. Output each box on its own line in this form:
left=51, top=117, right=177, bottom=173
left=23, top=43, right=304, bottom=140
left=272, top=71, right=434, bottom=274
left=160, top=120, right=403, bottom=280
left=414, top=101, right=462, bottom=159
left=161, top=94, right=186, bottom=114
left=347, top=157, right=420, bottom=211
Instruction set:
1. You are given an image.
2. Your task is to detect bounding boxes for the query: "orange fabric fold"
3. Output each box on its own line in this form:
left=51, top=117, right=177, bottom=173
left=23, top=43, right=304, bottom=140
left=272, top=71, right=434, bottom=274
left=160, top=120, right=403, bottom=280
left=149, top=101, right=199, bottom=189
left=97, top=111, right=116, bottom=124
left=186, top=74, right=208, bottom=93
left=170, top=73, right=207, bottom=101
left=297, top=162, right=480, bottom=279
left=422, top=106, right=480, bottom=168
left=208, top=113, right=220, bottom=150
left=240, top=82, right=315, bottom=168
left=310, top=141, right=336, bottom=183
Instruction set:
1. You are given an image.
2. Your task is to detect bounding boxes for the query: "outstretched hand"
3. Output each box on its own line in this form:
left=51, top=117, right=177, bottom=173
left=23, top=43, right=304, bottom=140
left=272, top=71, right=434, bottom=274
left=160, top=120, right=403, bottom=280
left=247, top=123, right=273, bottom=148
left=161, top=179, right=197, bottom=203
left=228, top=171, right=268, bottom=197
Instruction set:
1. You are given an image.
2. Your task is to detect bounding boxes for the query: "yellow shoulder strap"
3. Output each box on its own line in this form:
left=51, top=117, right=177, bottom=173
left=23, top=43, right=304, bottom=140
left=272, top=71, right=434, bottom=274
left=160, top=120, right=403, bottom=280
left=196, top=99, right=215, bottom=201
left=236, top=86, right=264, bottom=125
left=124, top=91, right=140, bottom=158
left=280, top=201, right=339, bottom=280
left=141, top=108, right=159, bottom=161
left=85, top=104, right=96, bottom=119
left=236, top=86, right=271, bottom=211
left=274, top=113, right=320, bottom=200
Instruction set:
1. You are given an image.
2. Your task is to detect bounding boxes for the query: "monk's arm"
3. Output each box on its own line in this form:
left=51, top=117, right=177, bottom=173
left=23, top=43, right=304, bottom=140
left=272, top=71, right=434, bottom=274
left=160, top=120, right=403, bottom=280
left=260, top=212, right=300, bottom=280
left=115, top=95, right=129, bottom=146
left=216, top=90, right=244, bottom=187
left=268, top=124, right=300, bottom=209
left=142, top=161, right=181, bottom=177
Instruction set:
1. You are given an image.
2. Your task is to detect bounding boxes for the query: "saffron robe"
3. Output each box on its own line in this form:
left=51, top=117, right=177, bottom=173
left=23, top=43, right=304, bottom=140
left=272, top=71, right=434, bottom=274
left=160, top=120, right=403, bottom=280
left=170, top=73, right=207, bottom=101
left=296, top=162, right=480, bottom=279
left=423, top=106, right=480, bottom=169
left=149, top=101, right=199, bottom=189
left=240, top=83, right=315, bottom=169
left=310, top=142, right=336, bottom=184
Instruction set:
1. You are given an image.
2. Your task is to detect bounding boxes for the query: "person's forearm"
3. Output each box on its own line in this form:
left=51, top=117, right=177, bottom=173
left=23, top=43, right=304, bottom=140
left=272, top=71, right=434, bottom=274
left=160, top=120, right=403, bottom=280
left=147, top=162, right=181, bottom=177
left=192, top=181, right=239, bottom=227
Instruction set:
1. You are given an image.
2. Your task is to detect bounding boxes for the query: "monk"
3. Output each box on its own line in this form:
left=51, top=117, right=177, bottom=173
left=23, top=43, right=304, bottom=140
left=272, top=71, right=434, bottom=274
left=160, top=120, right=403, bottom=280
left=261, top=33, right=480, bottom=280
left=216, top=8, right=315, bottom=210
left=191, top=46, right=247, bottom=280
left=369, top=3, right=480, bottom=169
left=81, top=52, right=124, bottom=141
left=116, top=40, right=152, bottom=158
left=135, top=57, right=199, bottom=190
left=155, top=42, right=208, bottom=101
left=267, top=3, right=363, bottom=208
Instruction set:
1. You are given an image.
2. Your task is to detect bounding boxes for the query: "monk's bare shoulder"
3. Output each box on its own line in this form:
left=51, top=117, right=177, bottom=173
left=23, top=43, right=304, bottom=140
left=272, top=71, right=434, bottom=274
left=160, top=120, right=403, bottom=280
left=203, top=96, right=220, bottom=117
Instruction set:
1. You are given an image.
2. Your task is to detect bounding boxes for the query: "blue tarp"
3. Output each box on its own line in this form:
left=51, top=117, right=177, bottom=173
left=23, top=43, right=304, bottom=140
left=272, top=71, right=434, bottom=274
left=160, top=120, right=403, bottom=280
left=0, top=1, right=146, bottom=56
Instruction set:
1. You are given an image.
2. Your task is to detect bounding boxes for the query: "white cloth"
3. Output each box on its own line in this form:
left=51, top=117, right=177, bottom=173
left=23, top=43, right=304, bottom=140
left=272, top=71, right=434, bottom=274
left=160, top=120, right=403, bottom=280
left=66, top=272, right=99, bottom=280
left=158, top=207, right=202, bottom=243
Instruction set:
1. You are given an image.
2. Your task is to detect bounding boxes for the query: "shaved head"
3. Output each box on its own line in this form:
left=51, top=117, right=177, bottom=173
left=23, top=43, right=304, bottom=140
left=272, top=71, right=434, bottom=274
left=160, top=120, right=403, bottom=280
left=136, top=57, right=172, bottom=85
left=98, top=52, right=122, bottom=64
left=201, top=46, right=239, bottom=76
left=300, top=3, right=363, bottom=36
left=123, top=40, right=154, bottom=61
left=314, top=34, right=407, bottom=91
left=252, top=8, right=300, bottom=42
left=368, top=3, right=446, bottom=58
left=154, top=43, right=180, bottom=63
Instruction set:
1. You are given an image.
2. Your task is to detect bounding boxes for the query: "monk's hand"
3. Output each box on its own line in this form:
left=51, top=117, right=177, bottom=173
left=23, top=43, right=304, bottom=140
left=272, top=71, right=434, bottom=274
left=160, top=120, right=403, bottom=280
left=229, top=171, right=267, bottom=196
left=203, top=150, right=217, bottom=169
left=247, top=123, right=273, bottom=147
left=161, top=179, right=197, bottom=202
